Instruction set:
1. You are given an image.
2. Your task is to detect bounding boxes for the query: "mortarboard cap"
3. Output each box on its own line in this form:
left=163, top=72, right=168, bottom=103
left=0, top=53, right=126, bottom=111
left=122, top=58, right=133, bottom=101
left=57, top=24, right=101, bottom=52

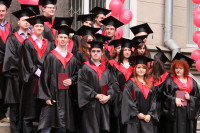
left=100, top=16, right=124, bottom=29
left=109, top=39, right=121, bottom=48
left=154, top=47, right=170, bottom=64
left=134, top=55, right=154, bottom=66
left=88, top=41, right=104, bottom=49
left=25, top=15, right=48, bottom=26
left=120, top=38, right=137, bottom=49
left=52, top=17, right=74, bottom=27
left=21, top=4, right=40, bottom=15
left=94, top=34, right=110, bottom=43
left=130, top=23, right=153, bottom=36
left=173, top=52, right=194, bottom=67
left=39, top=0, right=57, bottom=7
left=0, top=0, right=12, bottom=8
left=12, top=9, right=36, bottom=19
left=132, top=35, right=148, bottom=43
left=52, top=25, right=75, bottom=35
left=77, top=14, right=97, bottom=23
left=75, top=26, right=100, bottom=37
left=90, top=6, right=111, bottom=16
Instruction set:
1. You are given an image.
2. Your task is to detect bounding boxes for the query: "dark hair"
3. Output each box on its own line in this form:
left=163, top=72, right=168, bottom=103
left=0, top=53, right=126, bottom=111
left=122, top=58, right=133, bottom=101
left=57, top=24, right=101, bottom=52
left=171, top=59, right=189, bottom=78
left=149, top=58, right=166, bottom=82
left=118, top=47, right=134, bottom=66
left=133, top=43, right=148, bottom=56
left=111, top=47, right=119, bottom=59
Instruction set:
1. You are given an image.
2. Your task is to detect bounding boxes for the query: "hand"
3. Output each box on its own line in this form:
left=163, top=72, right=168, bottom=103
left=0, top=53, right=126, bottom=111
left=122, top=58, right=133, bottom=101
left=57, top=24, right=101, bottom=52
left=185, top=92, right=190, bottom=100
left=46, top=100, right=56, bottom=105
left=144, top=115, right=151, bottom=123
left=99, top=95, right=111, bottom=104
left=137, top=113, right=145, bottom=119
left=175, top=98, right=184, bottom=107
left=95, top=94, right=103, bottom=100
left=63, top=79, right=72, bottom=87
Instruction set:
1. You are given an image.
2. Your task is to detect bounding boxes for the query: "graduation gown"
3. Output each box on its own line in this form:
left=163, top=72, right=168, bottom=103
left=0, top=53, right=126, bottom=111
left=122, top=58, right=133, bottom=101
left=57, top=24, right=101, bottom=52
left=78, top=59, right=113, bottom=133
left=163, top=76, right=200, bottom=133
left=2, top=33, right=25, bottom=104
left=71, top=35, right=81, bottom=54
left=37, top=50, right=78, bottom=131
left=19, top=36, right=55, bottom=120
left=43, top=18, right=56, bottom=41
left=121, top=78, right=158, bottom=133
left=74, top=49, right=88, bottom=67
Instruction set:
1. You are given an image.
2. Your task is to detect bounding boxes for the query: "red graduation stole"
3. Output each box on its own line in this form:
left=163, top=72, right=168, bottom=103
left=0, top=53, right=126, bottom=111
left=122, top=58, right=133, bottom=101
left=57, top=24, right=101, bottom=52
left=67, top=40, right=74, bottom=53
left=115, top=63, right=134, bottom=81
left=28, top=36, right=48, bottom=59
left=54, top=38, right=58, bottom=46
left=51, top=49, right=73, bottom=69
left=149, top=72, right=169, bottom=87
left=131, top=78, right=151, bottom=100
left=104, top=43, right=114, bottom=56
left=172, top=76, right=193, bottom=94
left=108, top=59, right=117, bottom=67
left=0, top=23, right=10, bottom=44
left=13, top=32, right=25, bottom=44
left=85, top=61, right=106, bottom=81
left=44, top=19, right=56, bottom=36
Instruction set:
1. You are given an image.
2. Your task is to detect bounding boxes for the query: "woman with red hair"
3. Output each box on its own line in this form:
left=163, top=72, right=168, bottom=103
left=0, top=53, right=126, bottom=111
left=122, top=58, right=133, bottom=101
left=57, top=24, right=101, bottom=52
left=163, top=53, right=200, bottom=133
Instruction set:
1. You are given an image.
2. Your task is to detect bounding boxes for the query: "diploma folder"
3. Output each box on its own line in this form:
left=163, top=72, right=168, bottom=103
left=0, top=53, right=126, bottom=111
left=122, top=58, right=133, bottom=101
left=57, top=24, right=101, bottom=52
left=58, top=73, right=69, bottom=89
left=176, top=90, right=187, bottom=106
left=101, top=84, right=108, bottom=95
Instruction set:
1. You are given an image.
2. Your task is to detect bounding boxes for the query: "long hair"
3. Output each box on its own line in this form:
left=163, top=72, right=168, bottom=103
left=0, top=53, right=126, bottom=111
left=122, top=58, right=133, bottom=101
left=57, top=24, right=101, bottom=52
left=118, top=47, right=134, bottom=66
left=149, top=58, right=166, bottom=82
left=111, top=47, right=119, bottom=59
left=133, top=43, right=148, bottom=56
left=134, top=64, right=152, bottom=89
left=79, top=35, right=96, bottom=58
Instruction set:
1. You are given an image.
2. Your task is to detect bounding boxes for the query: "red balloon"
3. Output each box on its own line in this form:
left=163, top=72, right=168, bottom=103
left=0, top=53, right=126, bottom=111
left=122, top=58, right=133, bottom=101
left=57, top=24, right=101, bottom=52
left=192, top=0, right=200, bottom=4
left=193, top=6, right=200, bottom=16
left=196, top=59, right=200, bottom=72
left=119, top=9, right=133, bottom=25
left=191, top=49, right=200, bottom=62
left=109, top=0, right=123, bottom=16
left=193, top=14, right=200, bottom=28
left=121, top=0, right=125, bottom=4
left=193, top=31, right=200, bottom=44
left=26, top=0, right=39, bottom=5
left=197, top=39, right=200, bottom=48
left=18, top=0, right=30, bottom=4
left=115, top=27, right=123, bottom=39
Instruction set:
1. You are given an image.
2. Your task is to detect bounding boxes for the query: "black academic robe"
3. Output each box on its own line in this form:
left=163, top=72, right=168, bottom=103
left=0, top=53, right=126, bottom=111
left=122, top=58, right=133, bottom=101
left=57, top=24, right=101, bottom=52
left=78, top=60, right=113, bottom=133
left=74, top=49, right=88, bottom=67
left=2, top=33, right=26, bottom=104
left=110, top=63, right=134, bottom=133
left=43, top=18, right=56, bottom=41
left=163, top=76, right=200, bottom=133
left=0, top=22, right=12, bottom=99
left=19, top=37, right=55, bottom=120
left=37, top=50, right=78, bottom=131
left=71, top=35, right=81, bottom=54
left=121, top=79, right=158, bottom=133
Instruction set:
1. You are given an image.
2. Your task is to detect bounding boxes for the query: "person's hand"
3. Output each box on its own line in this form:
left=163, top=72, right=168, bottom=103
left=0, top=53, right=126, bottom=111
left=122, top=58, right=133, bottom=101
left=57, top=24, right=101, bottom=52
left=63, top=79, right=72, bottom=87
left=185, top=92, right=190, bottom=100
left=95, top=94, right=103, bottom=100
left=137, top=113, right=145, bottom=119
left=99, top=95, right=111, bottom=104
left=144, top=115, right=151, bottom=123
left=175, top=98, right=184, bottom=107
left=46, top=100, right=56, bottom=105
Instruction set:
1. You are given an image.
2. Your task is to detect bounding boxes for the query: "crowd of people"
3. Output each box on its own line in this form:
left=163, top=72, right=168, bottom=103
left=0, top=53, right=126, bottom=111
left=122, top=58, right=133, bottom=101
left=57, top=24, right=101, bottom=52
left=0, top=0, right=199, bottom=133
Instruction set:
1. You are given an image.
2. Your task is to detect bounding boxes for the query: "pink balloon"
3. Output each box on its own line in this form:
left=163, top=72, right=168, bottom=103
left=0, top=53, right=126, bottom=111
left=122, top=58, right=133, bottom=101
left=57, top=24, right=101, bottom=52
left=196, top=59, right=200, bottom=72
left=121, top=0, right=125, bottom=4
left=193, top=0, right=200, bottom=4
left=109, top=0, right=123, bottom=16
left=26, top=0, right=39, bottom=5
left=119, top=9, right=133, bottom=25
left=18, top=0, right=30, bottom=4
left=193, top=31, right=200, bottom=44
left=197, top=40, right=200, bottom=48
left=193, top=14, right=200, bottom=28
left=191, top=49, right=200, bottom=62
left=115, top=27, right=123, bottom=39
left=193, top=6, right=200, bottom=16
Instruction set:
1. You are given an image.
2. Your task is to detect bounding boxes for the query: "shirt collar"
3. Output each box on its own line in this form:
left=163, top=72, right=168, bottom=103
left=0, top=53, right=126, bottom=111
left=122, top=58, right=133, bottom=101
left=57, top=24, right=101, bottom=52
left=0, top=20, right=8, bottom=27
left=32, top=34, right=43, bottom=41
left=18, top=29, right=30, bottom=35
left=89, top=58, right=102, bottom=67
left=55, top=47, right=68, bottom=55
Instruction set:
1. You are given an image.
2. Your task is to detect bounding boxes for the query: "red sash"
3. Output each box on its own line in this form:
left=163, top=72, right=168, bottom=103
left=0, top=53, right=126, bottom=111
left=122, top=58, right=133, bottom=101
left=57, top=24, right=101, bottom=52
left=115, top=63, right=134, bottom=81
left=44, top=19, right=56, bottom=36
left=67, top=40, right=74, bottom=53
left=108, top=59, right=117, bottom=67
left=13, top=32, right=25, bottom=44
left=173, top=76, right=193, bottom=94
left=51, top=49, right=73, bottom=69
left=0, top=23, right=10, bottom=44
left=149, top=72, right=169, bottom=86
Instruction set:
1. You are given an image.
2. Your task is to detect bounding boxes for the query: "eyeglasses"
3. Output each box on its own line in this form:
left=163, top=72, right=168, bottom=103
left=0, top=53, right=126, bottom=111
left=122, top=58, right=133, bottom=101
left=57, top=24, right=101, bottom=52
left=91, top=50, right=101, bottom=53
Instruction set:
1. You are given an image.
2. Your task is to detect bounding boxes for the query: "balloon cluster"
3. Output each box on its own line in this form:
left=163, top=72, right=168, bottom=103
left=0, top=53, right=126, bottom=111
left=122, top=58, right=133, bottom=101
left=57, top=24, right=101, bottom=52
left=18, top=0, right=39, bottom=5
left=192, top=0, right=200, bottom=71
left=108, top=0, right=133, bottom=39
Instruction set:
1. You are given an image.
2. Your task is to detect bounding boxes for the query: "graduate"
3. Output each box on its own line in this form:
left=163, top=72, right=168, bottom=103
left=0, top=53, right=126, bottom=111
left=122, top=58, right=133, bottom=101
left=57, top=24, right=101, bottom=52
left=19, top=15, right=55, bottom=133
left=163, top=53, right=200, bottom=133
left=39, top=0, right=57, bottom=41
left=121, top=55, right=157, bottom=133
left=111, top=38, right=136, bottom=133
left=149, top=47, right=171, bottom=133
left=74, top=25, right=99, bottom=67
left=37, top=25, right=78, bottom=133
left=77, top=13, right=97, bottom=27
left=2, top=8, right=35, bottom=133
left=90, top=6, right=111, bottom=34
left=0, top=0, right=12, bottom=123
left=78, top=41, right=113, bottom=133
